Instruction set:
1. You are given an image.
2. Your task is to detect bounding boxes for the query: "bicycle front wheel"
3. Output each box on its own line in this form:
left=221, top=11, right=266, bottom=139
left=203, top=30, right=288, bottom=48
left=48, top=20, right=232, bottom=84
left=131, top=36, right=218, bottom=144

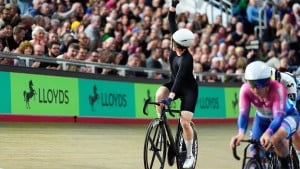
left=243, top=159, right=264, bottom=169
left=144, top=118, right=167, bottom=169
left=176, top=122, right=198, bottom=169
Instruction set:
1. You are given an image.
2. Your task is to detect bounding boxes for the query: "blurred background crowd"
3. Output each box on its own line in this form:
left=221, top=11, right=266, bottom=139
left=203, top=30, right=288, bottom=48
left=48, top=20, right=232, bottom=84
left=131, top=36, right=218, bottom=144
left=0, top=0, right=300, bottom=83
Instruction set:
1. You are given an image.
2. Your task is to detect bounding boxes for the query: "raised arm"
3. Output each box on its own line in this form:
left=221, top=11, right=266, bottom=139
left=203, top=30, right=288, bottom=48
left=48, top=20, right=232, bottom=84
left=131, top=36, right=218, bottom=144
left=168, top=0, right=179, bottom=34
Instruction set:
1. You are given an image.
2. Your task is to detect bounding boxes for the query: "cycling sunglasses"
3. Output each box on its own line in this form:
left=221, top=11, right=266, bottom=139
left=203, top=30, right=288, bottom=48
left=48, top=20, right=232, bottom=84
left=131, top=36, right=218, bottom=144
left=248, top=78, right=270, bottom=88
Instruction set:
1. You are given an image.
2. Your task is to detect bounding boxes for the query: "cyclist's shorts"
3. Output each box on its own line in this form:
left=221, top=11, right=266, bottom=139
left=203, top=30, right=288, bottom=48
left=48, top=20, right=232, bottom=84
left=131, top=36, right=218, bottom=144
left=163, top=82, right=198, bottom=113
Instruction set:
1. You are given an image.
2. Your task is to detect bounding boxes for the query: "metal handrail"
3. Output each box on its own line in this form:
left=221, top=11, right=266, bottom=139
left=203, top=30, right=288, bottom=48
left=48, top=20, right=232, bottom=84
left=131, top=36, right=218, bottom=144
left=1, top=52, right=299, bottom=82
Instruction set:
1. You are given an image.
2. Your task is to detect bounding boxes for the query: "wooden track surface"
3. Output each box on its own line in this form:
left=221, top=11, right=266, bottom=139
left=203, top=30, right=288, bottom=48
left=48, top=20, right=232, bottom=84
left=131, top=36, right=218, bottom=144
left=0, top=122, right=243, bottom=169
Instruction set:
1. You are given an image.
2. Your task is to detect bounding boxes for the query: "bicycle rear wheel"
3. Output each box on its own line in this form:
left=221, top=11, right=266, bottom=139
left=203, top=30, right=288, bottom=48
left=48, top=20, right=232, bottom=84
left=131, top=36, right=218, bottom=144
left=243, top=159, right=264, bottom=169
left=176, top=122, right=198, bottom=169
left=144, top=119, right=167, bottom=169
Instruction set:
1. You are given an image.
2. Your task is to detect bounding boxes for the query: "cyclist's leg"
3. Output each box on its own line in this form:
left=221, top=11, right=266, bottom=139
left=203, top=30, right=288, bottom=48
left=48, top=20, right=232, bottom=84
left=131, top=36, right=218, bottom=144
left=273, top=115, right=299, bottom=169
left=155, top=85, right=169, bottom=117
left=292, top=126, right=300, bottom=164
left=251, top=114, right=270, bottom=156
left=181, top=110, right=194, bottom=168
left=272, top=127, right=290, bottom=169
left=181, top=111, right=194, bottom=149
left=251, top=114, right=270, bottom=139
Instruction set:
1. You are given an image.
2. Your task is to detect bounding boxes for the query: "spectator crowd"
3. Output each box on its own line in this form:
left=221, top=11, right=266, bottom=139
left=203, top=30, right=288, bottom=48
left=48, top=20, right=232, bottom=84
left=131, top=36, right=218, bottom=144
left=0, top=0, right=300, bottom=83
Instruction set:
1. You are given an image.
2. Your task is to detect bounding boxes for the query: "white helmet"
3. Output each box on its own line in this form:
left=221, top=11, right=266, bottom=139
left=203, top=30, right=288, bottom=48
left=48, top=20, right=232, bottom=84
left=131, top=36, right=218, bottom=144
left=245, top=61, right=271, bottom=88
left=172, top=28, right=195, bottom=47
left=270, top=67, right=281, bottom=81
left=245, top=61, right=271, bottom=80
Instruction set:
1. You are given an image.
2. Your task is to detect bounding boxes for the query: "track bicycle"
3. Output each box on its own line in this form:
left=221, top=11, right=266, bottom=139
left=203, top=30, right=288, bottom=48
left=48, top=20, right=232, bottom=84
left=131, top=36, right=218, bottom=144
left=143, top=98, right=198, bottom=169
left=232, top=138, right=299, bottom=169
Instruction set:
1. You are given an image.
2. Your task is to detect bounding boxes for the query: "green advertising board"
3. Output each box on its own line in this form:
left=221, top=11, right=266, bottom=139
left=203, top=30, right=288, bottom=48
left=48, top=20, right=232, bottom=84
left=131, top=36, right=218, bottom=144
left=10, top=73, right=79, bottom=116
left=225, top=87, right=240, bottom=118
left=0, top=71, right=11, bottom=114
left=134, top=83, right=159, bottom=119
left=225, top=87, right=255, bottom=118
left=79, top=79, right=135, bottom=117
left=1, top=69, right=255, bottom=119
left=195, top=86, right=226, bottom=118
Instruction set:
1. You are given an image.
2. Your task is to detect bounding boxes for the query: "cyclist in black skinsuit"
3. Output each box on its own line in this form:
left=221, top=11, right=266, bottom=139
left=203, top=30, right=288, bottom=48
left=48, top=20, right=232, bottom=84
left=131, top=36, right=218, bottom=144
left=156, top=1, right=198, bottom=168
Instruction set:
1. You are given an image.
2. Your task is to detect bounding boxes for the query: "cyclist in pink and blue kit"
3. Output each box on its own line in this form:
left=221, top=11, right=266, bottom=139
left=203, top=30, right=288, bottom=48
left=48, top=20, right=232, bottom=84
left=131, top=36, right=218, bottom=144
left=230, top=61, right=300, bottom=169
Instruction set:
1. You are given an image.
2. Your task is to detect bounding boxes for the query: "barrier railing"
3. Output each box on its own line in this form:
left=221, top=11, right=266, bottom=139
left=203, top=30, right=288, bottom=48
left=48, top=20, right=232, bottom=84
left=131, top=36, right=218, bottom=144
left=0, top=52, right=299, bottom=82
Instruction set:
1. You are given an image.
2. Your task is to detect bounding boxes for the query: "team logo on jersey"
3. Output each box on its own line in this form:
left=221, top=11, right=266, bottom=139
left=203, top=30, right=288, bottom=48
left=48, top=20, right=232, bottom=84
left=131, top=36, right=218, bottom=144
left=287, top=83, right=294, bottom=88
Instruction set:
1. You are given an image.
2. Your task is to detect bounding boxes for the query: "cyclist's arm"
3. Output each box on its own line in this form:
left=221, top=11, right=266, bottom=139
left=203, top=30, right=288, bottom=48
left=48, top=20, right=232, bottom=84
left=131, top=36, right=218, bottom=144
left=168, top=8, right=177, bottom=34
left=266, top=113, right=284, bottom=135
left=237, top=84, right=252, bottom=134
left=266, top=83, right=287, bottom=135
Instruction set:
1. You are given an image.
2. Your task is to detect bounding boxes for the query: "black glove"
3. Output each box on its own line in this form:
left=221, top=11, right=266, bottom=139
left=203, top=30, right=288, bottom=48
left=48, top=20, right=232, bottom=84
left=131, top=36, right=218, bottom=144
left=171, top=0, right=179, bottom=8
left=160, top=98, right=173, bottom=105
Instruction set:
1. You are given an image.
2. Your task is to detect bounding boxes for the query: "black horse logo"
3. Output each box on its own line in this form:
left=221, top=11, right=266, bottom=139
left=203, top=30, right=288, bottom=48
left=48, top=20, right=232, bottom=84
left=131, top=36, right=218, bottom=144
left=24, top=80, right=36, bottom=109
left=89, top=85, right=99, bottom=111
left=232, top=92, right=238, bottom=114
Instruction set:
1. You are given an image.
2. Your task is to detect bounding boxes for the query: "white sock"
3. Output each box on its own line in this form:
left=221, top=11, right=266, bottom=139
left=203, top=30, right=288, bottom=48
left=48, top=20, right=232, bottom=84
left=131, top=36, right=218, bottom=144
left=184, top=139, right=193, bottom=157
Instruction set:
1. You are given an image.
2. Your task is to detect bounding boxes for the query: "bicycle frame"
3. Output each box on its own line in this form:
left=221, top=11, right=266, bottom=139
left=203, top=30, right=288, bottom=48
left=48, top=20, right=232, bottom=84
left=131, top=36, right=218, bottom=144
left=159, top=106, right=183, bottom=165
left=143, top=98, right=184, bottom=168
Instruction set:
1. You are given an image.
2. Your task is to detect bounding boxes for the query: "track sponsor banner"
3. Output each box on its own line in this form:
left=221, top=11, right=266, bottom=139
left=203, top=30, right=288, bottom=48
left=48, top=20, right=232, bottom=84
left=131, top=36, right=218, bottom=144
left=79, top=79, right=135, bottom=117
left=0, top=71, right=11, bottom=114
left=3, top=70, right=253, bottom=119
left=225, top=87, right=240, bottom=118
left=195, top=87, right=225, bottom=118
left=10, top=73, right=79, bottom=116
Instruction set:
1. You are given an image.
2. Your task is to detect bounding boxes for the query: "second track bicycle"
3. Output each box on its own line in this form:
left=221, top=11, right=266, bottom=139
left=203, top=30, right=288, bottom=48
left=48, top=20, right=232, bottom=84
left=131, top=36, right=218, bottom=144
left=233, top=138, right=299, bottom=169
